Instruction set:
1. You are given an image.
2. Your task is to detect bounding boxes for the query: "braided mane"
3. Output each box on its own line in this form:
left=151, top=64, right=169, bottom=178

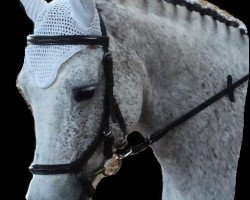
left=166, top=0, right=248, bottom=35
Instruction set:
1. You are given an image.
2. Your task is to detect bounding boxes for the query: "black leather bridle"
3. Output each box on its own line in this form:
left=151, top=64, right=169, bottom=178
left=28, top=15, right=126, bottom=174
left=26, top=12, right=249, bottom=200
left=28, top=15, right=127, bottom=199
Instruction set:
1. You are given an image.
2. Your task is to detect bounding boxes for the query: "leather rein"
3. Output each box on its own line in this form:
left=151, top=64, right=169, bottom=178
left=27, top=13, right=249, bottom=199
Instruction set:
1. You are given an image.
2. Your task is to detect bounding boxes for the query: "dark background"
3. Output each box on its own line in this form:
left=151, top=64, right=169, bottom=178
left=5, top=0, right=249, bottom=200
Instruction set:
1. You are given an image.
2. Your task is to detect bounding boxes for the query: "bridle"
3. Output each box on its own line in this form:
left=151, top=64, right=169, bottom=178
left=28, top=14, right=127, bottom=199
left=27, top=12, right=249, bottom=200
left=28, top=14, right=126, bottom=172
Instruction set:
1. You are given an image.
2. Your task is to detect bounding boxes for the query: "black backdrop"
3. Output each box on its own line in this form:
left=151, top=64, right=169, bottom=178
left=5, top=0, right=249, bottom=200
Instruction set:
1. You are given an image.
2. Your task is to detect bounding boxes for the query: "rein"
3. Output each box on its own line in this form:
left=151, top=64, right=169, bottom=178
left=117, top=74, right=249, bottom=159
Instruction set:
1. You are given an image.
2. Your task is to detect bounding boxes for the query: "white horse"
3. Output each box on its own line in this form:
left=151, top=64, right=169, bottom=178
left=17, top=0, right=249, bottom=199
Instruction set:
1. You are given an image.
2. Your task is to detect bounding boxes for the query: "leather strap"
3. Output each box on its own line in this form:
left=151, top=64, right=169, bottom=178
left=27, top=35, right=109, bottom=46
left=117, top=74, right=249, bottom=159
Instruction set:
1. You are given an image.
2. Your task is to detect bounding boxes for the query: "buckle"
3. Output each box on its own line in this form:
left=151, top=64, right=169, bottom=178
left=116, top=148, right=133, bottom=160
left=103, top=131, right=112, bottom=137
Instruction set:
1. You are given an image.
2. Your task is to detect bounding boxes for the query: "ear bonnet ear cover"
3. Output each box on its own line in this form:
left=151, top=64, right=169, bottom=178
left=22, top=0, right=101, bottom=88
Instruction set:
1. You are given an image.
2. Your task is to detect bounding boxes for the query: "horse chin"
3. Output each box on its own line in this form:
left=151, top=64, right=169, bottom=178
left=26, top=174, right=83, bottom=200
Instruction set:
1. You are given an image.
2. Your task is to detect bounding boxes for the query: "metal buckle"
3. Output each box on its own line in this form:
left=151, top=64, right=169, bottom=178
left=103, top=154, right=122, bottom=176
left=146, top=136, right=153, bottom=145
left=104, top=52, right=111, bottom=57
left=103, top=131, right=112, bottom=137
left=116, top=148, right=133, bottom=160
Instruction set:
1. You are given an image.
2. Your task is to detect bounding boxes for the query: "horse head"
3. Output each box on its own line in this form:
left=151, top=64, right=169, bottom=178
left=17, top=0, right=143, bottom=199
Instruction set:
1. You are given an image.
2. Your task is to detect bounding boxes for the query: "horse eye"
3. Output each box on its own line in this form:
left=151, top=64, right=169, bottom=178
left=73, top=86, right=96, bottom=102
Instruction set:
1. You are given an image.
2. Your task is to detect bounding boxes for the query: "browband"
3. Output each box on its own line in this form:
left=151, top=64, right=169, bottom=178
left=27, top=35, right=109, bottom=46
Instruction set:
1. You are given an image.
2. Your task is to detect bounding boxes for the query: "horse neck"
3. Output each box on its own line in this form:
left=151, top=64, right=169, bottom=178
left=98, top=0, right=248, bottom=128
left=99, top=2, right=248, bottom=200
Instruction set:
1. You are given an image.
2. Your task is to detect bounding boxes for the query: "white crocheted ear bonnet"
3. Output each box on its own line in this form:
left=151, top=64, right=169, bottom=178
left=20, top=0, right=101, bottom=88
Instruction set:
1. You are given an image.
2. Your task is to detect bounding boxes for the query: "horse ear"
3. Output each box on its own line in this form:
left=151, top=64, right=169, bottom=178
left=70, top=0, right=96, bottom=29
left=20, top=0, right=47, bottom=22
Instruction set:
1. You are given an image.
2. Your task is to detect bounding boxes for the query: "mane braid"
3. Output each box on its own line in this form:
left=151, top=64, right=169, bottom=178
left=165, top=0, right=248, bottom=35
